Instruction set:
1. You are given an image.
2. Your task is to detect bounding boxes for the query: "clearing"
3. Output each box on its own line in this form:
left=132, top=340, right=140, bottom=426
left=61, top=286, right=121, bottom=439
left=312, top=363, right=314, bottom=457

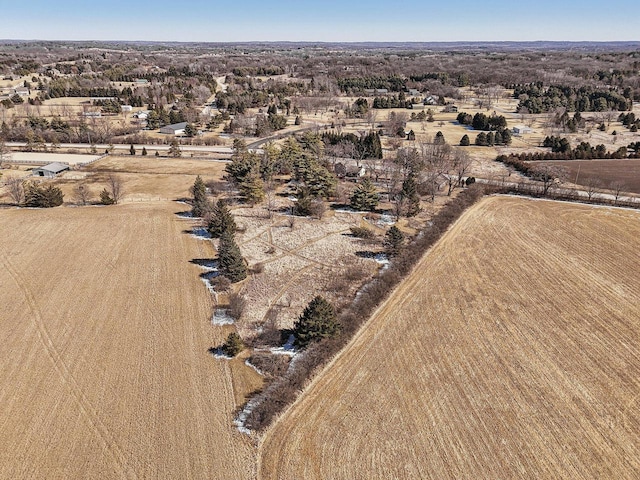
left=0, top=202, right=260, bottom=479
left=259, top=196, right=640, bottom=479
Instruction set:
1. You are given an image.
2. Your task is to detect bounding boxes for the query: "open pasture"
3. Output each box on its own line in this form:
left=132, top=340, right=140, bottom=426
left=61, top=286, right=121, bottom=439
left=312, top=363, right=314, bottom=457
left=260, top=196, right=640, bottom=479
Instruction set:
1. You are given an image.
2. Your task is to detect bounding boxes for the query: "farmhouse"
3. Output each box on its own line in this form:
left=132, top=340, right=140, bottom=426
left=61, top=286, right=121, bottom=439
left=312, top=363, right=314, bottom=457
left=513, top=125, right=533, bottom=136
left=160, top=122, right=187, bottom=135
left=32, top=162, right=70, bottom=178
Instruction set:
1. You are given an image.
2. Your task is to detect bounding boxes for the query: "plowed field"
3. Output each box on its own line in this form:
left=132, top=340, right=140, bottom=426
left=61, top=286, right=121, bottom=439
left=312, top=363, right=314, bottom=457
left=0, top=203, right=258, bottom=479
left=259, top=196, right=640, bottom=479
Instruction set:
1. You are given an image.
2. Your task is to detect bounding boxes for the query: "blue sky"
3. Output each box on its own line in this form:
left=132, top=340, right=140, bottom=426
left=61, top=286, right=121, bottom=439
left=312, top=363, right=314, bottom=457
left=0, top=0, right=637, bottom=42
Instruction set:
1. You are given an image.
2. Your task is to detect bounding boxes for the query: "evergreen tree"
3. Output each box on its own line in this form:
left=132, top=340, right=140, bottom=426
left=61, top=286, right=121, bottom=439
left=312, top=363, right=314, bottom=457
left=218, top=230, right=247, bottom=283
left=434, top=131, right=445, bottom=145
left=220, top=332, right=244, bottom=357
left=460, top=134, right=470, bottom=146
left=142, top=147, right=148, bottom=156
left=401, top=174, right=421, bottom=217
left=100, top=188, right=115, bottom=205
left=475, top=132, right=488, bottom=146
left=191, top=175, right=208, bottom=217
left=129, top=144, right=136, bottom=155
left=293, top=296, right=339, bottom=349
left=350, top=177, right=379, bottom=211
left=239, top=167, right=265, bottom=205
left=168, top=140, right=181, bottom=157
left=384, top=225, right=404, bottom=257
left=207, top=199, right=237, bottom=238
left=24, top=182, right=64, bottom=208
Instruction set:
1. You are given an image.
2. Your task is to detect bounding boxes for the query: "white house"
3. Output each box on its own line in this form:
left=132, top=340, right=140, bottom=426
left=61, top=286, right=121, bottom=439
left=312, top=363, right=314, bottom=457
left=160, top=122, right=187, bottom=135
left=32, top=163, right=70, bottom=178
left=121, top=105, right=133, bottom=112
left=133, top=110, right=150, bottom=120
left=513, top=125, right=533, bottom=136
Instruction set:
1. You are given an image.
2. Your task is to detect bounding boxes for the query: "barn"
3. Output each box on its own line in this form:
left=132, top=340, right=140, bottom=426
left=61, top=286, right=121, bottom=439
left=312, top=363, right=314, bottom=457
left=32, top=163, right=70, bottom=178
left=160, top=122, right=187, bottom=135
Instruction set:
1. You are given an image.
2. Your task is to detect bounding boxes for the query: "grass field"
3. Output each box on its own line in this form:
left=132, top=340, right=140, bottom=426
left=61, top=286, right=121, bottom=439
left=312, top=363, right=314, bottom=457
left=0, top=202, right=260, bottom=479
left=259, top=196, right=640, bottom=479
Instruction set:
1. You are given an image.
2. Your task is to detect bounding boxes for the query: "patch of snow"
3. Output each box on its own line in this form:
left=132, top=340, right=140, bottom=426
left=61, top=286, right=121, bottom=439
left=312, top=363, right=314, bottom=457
left=373, top=253, right=389, bottom=265
left=377, top=214, right=395, bottom=226
left=269, top=334, right=297, bottom=357
left=210, top=348, right=232, bottom=360
left=190, top=227, right=211, bottom=240
left=212, top=308, right=235, bottom=326
left=245, top=359, right=264, bottom=376
left=234, top=398, right=260, bottom=435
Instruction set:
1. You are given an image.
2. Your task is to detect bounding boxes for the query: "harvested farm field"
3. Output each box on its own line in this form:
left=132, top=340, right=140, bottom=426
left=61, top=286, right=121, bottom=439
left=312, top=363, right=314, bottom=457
left=259, top=196, right=640, bottom=479
left=535, top=159, right=640, bottom=194
left=0, top=202, right=259, bottom=479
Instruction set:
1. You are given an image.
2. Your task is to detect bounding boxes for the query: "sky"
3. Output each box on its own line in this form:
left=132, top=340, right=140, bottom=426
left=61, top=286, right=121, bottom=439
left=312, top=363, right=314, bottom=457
left=0, top=0, right=638, bottom=43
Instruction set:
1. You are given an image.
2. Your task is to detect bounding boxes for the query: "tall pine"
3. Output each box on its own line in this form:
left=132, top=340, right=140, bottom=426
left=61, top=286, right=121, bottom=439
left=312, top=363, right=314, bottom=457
left=350, top=177, right=379, bottom=211
left=191, top=175, right=208, bottom=217
left=293, top=296, right=339, bottom=349
left=218, top=230, right=247, bottom=283
left=207, top=199, right=236, bottom=238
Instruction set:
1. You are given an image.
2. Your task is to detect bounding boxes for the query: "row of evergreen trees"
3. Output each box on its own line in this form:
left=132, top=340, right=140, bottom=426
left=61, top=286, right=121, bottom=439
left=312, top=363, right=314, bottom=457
left=513, top=83, right=632, bottom=113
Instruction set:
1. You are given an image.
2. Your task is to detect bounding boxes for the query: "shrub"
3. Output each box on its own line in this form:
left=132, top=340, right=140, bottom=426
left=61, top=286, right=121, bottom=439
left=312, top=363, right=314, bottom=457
left=221, top=332, right=244, bottom=357
left=350, top=226, right=375, bottom=239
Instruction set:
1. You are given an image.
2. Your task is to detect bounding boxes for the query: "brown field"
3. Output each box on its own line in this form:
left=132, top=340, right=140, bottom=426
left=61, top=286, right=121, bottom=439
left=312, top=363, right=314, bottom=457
left=0, top=202, right=260, bottom=479
left=259, top=196, right=640, bottom=479
left=537, top=159, right=640, bottom=194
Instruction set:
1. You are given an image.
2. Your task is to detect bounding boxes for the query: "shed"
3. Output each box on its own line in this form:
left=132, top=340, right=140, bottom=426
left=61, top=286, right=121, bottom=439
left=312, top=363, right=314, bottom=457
left=32, top=162, right=70, bottom=178
left=513, top=125, right=533, bottom=136
left=160, top=122, right=187, bottom=135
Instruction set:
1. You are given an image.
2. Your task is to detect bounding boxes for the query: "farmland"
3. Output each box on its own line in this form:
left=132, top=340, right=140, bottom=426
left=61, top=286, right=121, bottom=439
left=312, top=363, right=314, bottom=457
left=259, top=196, right=640, bottom=479
left=0, top=202, right=260, bottom=479
left=536, top=159, right=640, bottom=194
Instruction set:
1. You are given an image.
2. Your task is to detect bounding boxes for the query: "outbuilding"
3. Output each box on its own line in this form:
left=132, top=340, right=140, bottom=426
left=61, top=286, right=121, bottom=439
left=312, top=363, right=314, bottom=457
left=32, top=163, right=70, bottom=178
left=513, top=125, right=533, bottom=136
left=160, top=122, right=187, bottom=135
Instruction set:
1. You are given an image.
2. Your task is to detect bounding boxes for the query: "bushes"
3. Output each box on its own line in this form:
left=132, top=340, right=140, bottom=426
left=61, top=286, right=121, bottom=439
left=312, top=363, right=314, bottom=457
left=243, top=185, right=487, bottom=431
left=24, top=182, right=64, bottom=207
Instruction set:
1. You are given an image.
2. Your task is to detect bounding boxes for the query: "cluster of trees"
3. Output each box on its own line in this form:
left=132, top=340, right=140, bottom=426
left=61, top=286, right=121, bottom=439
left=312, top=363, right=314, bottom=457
left=337, top=75, right=405, bottom=94
left=322, top=131, right=383, bottom=160
left=372, top=94, right=414, bottom=109
left=24, top=182, right=64, bottom=207
left=619, top=112, right=640, bottom=132
left=514, top=83, right=632, bottom=113
left=456, top=111, right=507, bottom=131
left=244, top=185, right=487, bottom=431
left=539, top=135, right=634, bottom=159
left=472, top=130, right=512, bottom=146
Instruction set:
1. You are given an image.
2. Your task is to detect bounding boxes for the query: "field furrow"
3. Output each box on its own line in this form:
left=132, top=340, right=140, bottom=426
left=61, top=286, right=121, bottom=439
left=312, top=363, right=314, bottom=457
left=259, top=196, right=640, bottom=480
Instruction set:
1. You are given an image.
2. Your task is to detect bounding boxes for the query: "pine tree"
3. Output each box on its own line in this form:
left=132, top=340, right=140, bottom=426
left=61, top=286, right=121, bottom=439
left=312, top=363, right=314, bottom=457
left=220, top=332, right=244, bottom=357
left=142, top=147, right=148, bottom=156
left=350, top=177, right=379, bottom=211
left=129, top=144, right=136, bottom=155
left=401, top=174, right=421, bottom=217
left=293, top=296, right=339, bottom=349
left=384, top=225, right=404, bottom=258
left=218, top=230, right=247, bottom=283
left=434, top=131, right=445, bottom=145
left=239, top=168, right=265, bottom=205
left=191, top=175, right=207, bottom=217
left=168, top=140, right=181, bottom=157
left=207, top=199, right=237, bottom=238
left=460, top=134, right=470, bottom=146
left=24, top=183, right=64, bottom=208
left=100, top=188, right=115, bottom=205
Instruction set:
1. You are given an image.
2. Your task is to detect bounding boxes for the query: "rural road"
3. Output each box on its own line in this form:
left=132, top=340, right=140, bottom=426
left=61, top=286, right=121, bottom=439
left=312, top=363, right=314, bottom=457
left=7, top=141, right=235, bottom=155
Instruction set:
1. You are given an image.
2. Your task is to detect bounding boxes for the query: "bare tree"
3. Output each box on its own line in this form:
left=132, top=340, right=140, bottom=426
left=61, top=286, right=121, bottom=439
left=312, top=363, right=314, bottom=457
left=5, top=176, right=24, bottom=204
left=453, top=149, right=473, bottom=187
left=73, top=183, right=92, bottom=205
left=106, top=174, right=124, bottom=204
left=0, top=139, right=11, bottom=163
left=585, top=178, right=601, bottom=201
left=609, top=181, right=627, bottom=205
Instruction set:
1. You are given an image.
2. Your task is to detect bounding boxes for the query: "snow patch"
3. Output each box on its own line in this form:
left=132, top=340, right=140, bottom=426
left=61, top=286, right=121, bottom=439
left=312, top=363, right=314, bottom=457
left=210, top=348, right=232, bottom=360
left=190, top=227, right=211, bottom=240
left=376, top=214, right=395, bottom=226
left=269, top=334, right=297, bottom=357
left=234, top=398, right=259, bottom=435
left=212, top=308, right=235, bottom=326
left=245, top=359, right=264, bottom=376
